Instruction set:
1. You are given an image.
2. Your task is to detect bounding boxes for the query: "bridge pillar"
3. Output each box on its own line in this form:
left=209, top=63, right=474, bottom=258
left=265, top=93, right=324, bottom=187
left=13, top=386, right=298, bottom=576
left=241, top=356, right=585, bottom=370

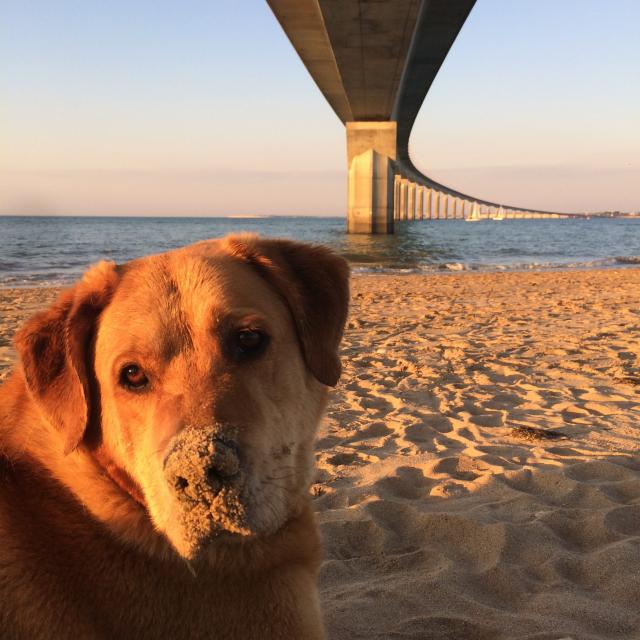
left=347, top=149, right=394, bottom=234
left=393, top=175, right=401, bottom=220
left=416, top=186, right=424, bottom=220
left=400, top=178, right=409, bottom=220
left=398, top=177, right=407, bottom=220
left=407, top=183, right=416, bottom=220
left=346, top=122, right=397, bottom=233
left=425, top=188, right=433, bottom=219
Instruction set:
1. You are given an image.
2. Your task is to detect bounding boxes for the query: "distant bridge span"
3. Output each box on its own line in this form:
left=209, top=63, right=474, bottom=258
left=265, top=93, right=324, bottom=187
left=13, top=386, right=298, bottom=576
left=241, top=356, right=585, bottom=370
left=267, top=0, right=579, bottom=232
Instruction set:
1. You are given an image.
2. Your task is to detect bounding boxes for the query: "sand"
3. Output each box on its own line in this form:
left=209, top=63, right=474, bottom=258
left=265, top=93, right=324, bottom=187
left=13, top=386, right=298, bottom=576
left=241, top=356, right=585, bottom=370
left=0, top=287, right=57, bottom=379
left=2, top=270, right=640, bottom=639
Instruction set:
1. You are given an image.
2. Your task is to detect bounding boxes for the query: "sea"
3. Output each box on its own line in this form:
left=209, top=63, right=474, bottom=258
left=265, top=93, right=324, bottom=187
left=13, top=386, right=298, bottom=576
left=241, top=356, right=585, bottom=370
left=0, top=215, right=639, bottom=289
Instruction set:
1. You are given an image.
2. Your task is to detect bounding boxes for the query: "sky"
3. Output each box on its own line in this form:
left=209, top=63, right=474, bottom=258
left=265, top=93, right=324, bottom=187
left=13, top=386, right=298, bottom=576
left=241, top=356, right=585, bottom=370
left=1, top=0, right=638, bottom=216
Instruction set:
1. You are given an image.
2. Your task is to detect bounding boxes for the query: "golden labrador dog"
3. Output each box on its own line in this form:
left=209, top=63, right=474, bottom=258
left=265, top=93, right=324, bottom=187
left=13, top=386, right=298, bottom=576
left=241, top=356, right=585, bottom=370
left=0, top=234, right=349, bottom=639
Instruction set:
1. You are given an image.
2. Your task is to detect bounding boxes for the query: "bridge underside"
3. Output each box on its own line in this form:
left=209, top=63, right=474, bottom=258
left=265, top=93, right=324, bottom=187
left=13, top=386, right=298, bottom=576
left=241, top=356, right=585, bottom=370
left=267, top=0, right=573, bottom=233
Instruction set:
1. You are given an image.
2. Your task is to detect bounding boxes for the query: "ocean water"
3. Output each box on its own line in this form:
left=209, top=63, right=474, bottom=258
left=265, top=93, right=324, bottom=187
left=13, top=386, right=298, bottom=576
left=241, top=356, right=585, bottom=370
left=0, top=215, right=639, bottom=288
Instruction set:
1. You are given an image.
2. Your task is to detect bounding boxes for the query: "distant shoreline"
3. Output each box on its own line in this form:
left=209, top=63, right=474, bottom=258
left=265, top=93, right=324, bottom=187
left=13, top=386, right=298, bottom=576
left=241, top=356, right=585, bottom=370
left=1, top=264, right=640, bottom=292
left=0, top=213, right=346, bottom=219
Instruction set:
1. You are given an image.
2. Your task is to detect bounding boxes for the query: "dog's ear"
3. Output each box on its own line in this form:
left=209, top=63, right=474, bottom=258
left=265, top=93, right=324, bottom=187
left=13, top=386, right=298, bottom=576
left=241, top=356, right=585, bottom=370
left=14, top=261, right=119, bottom=454
left=223, top=234, right=350, bottom=387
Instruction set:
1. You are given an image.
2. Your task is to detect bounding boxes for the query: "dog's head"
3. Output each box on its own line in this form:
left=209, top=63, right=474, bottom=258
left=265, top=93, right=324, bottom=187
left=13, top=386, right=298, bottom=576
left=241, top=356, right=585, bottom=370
left=15, top=235, right=349, bottom=559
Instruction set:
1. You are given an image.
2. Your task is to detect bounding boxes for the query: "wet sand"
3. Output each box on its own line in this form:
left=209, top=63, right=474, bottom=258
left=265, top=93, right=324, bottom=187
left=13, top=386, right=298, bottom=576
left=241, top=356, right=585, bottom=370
left=2, top=269, right=640, bottom=639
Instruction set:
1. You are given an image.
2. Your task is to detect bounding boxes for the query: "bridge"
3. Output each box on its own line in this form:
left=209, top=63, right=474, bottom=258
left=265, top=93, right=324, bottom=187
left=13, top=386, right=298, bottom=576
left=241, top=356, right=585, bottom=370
left=266, top=0, right=574, bottom=233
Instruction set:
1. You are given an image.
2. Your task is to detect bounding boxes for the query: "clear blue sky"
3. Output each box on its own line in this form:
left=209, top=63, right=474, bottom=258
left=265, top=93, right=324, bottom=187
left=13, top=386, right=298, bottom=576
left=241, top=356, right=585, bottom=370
left=1, top=0, right=638, bottom=215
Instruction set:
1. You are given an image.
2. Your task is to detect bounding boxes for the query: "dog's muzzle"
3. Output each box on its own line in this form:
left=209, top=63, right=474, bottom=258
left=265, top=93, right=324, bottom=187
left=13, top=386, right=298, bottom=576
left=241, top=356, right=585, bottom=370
left=163, top=427, right=252, bottom=557
left=166, top=436, right=240, bottom=502
left=164, top=428, right=240, bottom=504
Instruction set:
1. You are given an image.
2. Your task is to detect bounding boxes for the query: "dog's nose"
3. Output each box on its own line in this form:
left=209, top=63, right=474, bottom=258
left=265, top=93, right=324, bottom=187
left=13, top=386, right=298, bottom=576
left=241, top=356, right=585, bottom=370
left=165, top=435, right=241, bottom=502
left=204, top=439, right=240, bottom=490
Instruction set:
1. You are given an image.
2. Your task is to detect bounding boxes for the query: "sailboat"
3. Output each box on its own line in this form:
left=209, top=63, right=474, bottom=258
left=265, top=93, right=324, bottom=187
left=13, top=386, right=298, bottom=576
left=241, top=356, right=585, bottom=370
left=492, top=206, right=505, bottom=221
left=466, top=202, right=481, bottom=222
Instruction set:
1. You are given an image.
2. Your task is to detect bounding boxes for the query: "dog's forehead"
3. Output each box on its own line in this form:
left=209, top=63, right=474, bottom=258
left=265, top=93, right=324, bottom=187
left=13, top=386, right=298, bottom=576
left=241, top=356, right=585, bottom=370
left=100, top=248, right=286, bottom=347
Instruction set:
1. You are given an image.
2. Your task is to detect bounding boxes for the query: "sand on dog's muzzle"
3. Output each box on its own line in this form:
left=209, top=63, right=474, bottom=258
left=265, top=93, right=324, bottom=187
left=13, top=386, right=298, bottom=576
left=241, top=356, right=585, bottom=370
left=163, top=427, right=252, bottom=557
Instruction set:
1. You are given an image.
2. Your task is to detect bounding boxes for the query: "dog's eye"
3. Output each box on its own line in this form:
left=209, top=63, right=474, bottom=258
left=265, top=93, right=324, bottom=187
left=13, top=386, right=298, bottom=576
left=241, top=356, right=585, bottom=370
left=235, top=329, right=268, bottom=358
left=119, top=364, right=149, bottom=391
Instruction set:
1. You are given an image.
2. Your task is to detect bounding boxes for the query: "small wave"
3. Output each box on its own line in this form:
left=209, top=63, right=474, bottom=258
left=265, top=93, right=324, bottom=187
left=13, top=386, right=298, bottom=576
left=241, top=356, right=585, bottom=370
left=0, top=272, right=77, bottom=290
left=350, top=256, right=640, bottom=276
left=0, top=260, right=25, bottom=270
left=351, top=265, right=422, bottom=275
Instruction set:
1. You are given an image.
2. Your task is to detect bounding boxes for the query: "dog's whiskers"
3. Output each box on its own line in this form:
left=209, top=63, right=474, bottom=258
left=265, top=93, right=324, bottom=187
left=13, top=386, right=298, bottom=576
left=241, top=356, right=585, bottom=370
left=144, top=445, right=170, bottom=463
left=183, top=558, right=198, bottom=578
left=265, top=473, right=296, bottom=481
left=260, top=480, right=297, bottom=494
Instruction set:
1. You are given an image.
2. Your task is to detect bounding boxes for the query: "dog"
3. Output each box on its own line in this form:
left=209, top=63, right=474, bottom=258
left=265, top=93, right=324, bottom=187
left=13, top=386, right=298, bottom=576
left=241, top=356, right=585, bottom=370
left=0, top=234, right=349, bottom=639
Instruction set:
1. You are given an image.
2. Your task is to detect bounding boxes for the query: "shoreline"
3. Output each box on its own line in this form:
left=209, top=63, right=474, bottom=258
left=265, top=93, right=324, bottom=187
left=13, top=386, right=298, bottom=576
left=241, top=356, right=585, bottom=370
left=351, top=262, right=640, bottom=276
left=2, top=263, right=640, bottom=291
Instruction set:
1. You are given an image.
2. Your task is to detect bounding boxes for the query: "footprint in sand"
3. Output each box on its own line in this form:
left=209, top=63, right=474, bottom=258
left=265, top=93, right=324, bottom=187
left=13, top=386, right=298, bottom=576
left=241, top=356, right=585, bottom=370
left=599, top=479, right=640, bottom=505
left=566, top=459, right=636, bottom=483
left=349, top=421, right=393, bottom=441
left=374, top=466, right=434, bottom=500
left=540, top=508, right=619, bottom=552
left=320, top=519, right=384, bottom=560
left=326, top=451, right=367, bottom=466
left=432, top=456, right=481, bottom=482
left=404, top=415, right=453, bottom=444
left=605, top=504, right=640, bottom=535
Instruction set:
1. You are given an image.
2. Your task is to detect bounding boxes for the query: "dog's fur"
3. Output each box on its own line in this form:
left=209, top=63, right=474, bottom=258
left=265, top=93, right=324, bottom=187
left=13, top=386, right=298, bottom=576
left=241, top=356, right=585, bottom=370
left=0, top=235, right=349, bottom=639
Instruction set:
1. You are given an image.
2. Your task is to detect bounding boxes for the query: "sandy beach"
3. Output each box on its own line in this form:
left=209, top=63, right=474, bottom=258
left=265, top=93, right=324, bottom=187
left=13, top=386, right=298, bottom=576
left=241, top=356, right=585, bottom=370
left=2, top=269, right=640, bottom=639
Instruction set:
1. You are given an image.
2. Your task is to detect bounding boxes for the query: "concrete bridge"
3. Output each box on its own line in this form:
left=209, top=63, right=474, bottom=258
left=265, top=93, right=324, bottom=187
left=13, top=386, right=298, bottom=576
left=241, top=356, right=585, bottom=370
left=266, top=0, right=573, bottom=233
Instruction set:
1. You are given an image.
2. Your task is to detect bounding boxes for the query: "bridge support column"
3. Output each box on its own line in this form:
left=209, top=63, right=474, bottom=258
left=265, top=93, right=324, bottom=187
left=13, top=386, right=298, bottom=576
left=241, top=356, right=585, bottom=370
left=393, top=175, right=401, bottom=220
left=425, top=188, right=433, bottom=219
left=416, top=186, right=424, bottom=220
left=347, top=149, right=394, bottom=234
left=400, top=179, right=410, bottom=220
left=407, top=183, right=416, bottom=220
left=346, top=122, right=397, bottom=234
